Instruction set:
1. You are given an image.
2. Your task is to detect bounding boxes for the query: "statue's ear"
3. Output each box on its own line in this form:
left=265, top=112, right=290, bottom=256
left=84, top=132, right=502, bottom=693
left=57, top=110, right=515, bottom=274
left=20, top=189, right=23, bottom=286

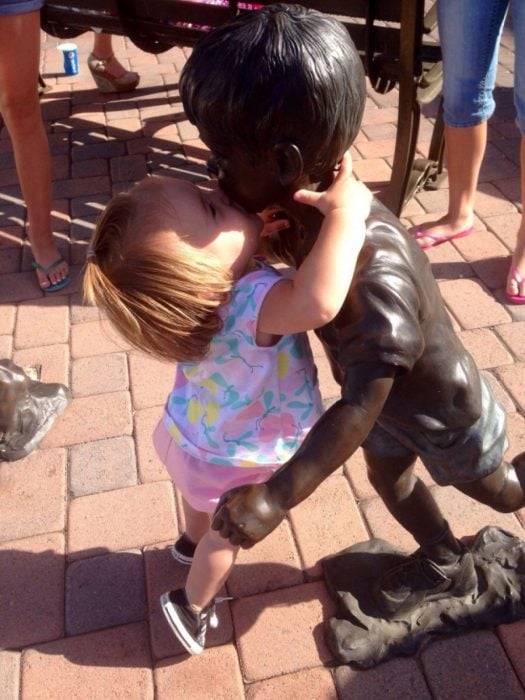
left=272, top=142, right=304, bottom=187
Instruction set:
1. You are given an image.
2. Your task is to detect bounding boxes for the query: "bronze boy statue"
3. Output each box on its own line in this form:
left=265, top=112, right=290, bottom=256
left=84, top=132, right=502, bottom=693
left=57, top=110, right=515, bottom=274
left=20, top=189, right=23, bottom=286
left=179, top=3, right=525, bottom=617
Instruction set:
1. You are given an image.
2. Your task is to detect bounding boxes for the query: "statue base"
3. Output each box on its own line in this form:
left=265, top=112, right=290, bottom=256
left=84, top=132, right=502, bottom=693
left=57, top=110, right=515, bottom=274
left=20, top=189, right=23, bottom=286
left=322, top=526, right=525, bottom=669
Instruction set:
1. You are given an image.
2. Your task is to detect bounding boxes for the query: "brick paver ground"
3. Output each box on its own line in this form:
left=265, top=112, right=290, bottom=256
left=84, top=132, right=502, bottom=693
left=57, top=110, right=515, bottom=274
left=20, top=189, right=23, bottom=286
left=1, top=18, right=525, bottom=700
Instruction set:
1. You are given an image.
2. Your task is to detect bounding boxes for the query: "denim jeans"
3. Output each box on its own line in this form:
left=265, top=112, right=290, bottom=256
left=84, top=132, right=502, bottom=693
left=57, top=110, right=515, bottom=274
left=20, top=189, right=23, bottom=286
left=0, top=0, right=44, bottom=16
left=438, top=0, right=525, bottom=133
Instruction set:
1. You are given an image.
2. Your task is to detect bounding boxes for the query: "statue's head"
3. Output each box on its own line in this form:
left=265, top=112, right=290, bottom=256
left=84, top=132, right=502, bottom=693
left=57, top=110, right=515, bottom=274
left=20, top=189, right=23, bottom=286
left=180, top=3, right=366, bottom=212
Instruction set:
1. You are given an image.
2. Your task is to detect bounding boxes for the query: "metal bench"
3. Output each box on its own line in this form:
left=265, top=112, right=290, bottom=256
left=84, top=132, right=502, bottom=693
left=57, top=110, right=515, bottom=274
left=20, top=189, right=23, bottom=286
left=41, top=0, right=445, bottom=216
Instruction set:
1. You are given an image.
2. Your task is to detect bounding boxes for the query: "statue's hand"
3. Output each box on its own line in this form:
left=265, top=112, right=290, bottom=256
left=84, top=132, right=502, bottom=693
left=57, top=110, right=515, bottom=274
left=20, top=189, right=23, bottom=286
left=212, top=482, right=286, bottom=548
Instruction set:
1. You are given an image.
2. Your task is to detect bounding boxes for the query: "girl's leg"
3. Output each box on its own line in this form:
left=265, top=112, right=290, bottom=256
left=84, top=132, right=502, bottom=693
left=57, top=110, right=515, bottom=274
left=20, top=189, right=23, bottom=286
left=180, top=497, right=211, bottom=544
left=161, top=524, right=238, bottom=654
left=414, top=0, right=508, bottom=247
left=185, top=527, right=239, bottom=609
left=0, top=11, right=69, bottom=288
left=161, top=493, right=237, bottom=653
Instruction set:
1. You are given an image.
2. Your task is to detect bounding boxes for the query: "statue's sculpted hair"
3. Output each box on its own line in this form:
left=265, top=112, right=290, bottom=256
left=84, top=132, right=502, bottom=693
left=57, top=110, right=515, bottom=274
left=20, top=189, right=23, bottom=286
left=180, top=3, right=366, bottom=175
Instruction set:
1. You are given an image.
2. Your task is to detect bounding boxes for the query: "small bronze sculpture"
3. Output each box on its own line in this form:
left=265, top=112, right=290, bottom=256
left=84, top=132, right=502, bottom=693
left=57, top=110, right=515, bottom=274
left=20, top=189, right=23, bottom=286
left=179, top=4, right=525, bottom=663
left=0, top=359, right=70, bottom=462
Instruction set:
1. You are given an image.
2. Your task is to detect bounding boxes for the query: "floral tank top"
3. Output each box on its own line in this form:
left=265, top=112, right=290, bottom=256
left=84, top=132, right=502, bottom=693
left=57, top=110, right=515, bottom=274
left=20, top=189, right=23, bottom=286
left=162, top=262, right=323, bottom=467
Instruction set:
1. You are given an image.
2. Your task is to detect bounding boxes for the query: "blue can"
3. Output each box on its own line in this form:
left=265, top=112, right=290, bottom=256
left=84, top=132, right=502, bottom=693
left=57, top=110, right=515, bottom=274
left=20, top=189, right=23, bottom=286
left=58, top=43, right=79, bottom=76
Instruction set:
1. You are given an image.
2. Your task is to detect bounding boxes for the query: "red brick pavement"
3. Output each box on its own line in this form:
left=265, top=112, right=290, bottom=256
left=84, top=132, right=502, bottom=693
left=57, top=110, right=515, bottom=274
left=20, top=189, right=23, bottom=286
left=1, top=23, right=525, bottom=700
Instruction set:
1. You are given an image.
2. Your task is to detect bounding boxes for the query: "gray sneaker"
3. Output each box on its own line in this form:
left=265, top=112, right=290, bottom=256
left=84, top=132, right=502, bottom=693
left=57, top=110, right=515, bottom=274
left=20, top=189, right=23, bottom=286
left=160, top=588, right=218, bottom=655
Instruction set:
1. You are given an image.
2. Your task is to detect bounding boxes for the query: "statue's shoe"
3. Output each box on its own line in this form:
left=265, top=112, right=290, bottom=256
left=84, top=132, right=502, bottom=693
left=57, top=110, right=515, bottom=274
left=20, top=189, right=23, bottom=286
left=374, top=547, right=477, bottom=618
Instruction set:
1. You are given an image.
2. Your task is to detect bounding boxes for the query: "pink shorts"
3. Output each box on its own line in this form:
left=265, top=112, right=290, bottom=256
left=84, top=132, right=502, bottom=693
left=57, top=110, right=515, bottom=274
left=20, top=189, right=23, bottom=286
left=153, top=419, right=280, bottom=514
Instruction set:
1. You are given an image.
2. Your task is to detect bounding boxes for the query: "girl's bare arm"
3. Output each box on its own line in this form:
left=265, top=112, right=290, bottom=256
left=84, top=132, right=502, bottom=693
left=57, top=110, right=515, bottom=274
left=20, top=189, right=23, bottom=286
left=257, top=152, right=371, bottom=335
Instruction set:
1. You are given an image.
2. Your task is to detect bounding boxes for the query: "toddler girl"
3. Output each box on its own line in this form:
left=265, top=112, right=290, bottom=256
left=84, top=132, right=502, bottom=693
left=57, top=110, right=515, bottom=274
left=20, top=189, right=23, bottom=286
left=84, top=153, right=370, bottom=655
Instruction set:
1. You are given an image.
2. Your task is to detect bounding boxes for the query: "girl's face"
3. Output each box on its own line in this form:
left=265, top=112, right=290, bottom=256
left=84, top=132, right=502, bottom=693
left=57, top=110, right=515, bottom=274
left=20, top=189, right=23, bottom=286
left=147, top=177, right=263, bottom=276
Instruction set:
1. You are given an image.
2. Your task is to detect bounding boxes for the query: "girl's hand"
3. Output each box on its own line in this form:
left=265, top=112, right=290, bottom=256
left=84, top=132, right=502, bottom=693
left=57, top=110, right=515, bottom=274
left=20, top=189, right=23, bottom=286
left=258, top=206, right=290, bottom=237
left=293, top=151, right=372, bottom=220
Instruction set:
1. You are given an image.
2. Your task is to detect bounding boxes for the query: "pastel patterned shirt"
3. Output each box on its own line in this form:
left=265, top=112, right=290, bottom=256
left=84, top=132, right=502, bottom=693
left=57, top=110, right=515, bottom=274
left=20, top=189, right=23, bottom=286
left=162, top=263, right=323, bottom=467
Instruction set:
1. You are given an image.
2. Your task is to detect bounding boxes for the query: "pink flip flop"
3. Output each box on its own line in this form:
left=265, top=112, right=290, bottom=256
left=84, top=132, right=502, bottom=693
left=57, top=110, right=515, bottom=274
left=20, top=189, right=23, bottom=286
left=413, top=226, right=474, bottom=250
left=506, top=266, right=525, bottom=304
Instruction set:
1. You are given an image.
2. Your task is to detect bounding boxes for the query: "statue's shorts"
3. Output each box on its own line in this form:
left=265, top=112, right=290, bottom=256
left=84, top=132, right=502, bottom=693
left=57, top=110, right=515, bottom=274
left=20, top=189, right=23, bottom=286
left=362, top=374, right=508, bottom=486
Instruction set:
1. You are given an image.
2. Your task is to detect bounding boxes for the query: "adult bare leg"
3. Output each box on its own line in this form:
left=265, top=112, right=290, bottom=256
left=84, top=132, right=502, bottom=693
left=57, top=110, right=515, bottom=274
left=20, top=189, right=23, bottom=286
left=413, top=123, right=486, bottom=247
left=506, top=136, right=525, bottom=301
left=0, top=10, right=68, bottom=289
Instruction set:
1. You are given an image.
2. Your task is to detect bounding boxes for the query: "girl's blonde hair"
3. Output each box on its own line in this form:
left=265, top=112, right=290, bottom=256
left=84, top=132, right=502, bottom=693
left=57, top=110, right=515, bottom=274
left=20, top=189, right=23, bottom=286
left=83, top=178, right=232, bottom=363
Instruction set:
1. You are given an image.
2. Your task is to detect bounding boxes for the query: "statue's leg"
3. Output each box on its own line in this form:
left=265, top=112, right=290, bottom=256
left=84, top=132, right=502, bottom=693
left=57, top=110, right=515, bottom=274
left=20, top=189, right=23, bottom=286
left=363, top=430, right=476, bottom=617
left=450, top=373, right=523, bottom=511
left=455, top=452, right=525, bottom=512
left=365, top=449, right=456, bottom=553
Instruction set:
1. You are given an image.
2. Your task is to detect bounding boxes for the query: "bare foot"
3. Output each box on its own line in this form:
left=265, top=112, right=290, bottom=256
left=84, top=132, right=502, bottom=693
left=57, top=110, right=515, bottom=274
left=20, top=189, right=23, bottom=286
left=506, top=237, right=525, bottom=301
left=411, top=215, right=474, bottom=250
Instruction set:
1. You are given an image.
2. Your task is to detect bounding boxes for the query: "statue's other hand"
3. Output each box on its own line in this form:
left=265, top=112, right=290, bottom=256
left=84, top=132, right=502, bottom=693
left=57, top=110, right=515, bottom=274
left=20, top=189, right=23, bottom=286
left=212, top=482, right=285, bottom=548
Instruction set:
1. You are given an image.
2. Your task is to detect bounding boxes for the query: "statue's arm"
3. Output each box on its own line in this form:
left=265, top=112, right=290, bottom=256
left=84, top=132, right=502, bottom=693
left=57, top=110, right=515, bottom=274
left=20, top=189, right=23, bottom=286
left=212, top=362, right=396, bottom=546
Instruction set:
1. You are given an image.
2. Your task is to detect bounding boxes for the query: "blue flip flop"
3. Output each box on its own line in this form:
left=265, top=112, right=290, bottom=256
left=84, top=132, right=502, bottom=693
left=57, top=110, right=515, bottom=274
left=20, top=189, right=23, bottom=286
left=32, top=256, right=71, bottom=293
